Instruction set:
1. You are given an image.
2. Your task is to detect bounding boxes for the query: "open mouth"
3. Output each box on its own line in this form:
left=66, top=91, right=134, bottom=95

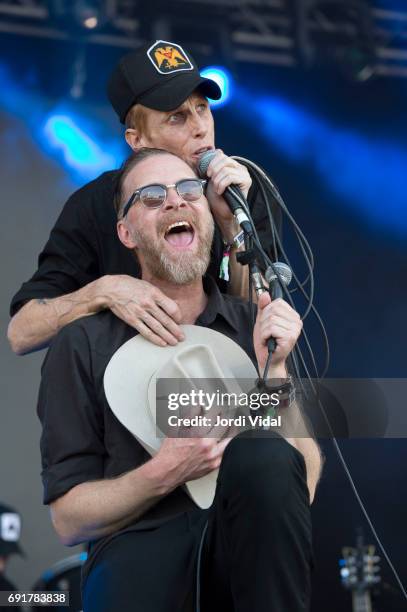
left=164, top=221, right=195, bottom=248
left=192, top=146, right=214, bottom=160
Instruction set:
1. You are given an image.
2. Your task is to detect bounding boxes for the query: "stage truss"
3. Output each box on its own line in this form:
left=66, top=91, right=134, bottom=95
left=1, top=0, right=407, bottom=80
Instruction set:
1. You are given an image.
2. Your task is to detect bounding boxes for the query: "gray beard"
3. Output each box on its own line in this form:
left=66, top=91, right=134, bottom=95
left=135, top=216, right=215, bottom=285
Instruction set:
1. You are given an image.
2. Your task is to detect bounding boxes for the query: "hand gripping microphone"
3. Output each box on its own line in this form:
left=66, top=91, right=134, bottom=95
left=198, top=150, right=253, bottom=236
left=264, top=262, right=293, bottom=353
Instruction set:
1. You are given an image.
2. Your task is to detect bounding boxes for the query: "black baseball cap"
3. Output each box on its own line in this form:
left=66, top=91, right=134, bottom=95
left=0, top=503, right=24, bottom=557
left=107, top=40, right=222, bottom=123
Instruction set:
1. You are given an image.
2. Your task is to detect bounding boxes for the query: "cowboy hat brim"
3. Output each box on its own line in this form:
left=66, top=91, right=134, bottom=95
left=104, top=325, right=257, bottom=508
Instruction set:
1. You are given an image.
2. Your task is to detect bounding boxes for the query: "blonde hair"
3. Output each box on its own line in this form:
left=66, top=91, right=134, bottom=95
left=124, top=104, right=150, bottom=136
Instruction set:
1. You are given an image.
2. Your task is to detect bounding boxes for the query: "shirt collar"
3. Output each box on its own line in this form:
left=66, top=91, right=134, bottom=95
left=196, top=276, right=239, bottom=332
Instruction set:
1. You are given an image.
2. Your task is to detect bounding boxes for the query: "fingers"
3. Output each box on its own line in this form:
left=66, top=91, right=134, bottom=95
left=154, top=304, right=184, bottom=339
left=196, top=437, right=231, bottom=471
left=254, top=296, right=303, bottom=367
left=259, top=323, right=300, bottom=346
left=217, top=437, right=232, bottom=454
left=209, top=437, right=232, bottom=467
left=110, top=279, right=184, bottom=345
left=206, top=149, right=251, bottom=196
left=193, top=438, right=227, bottom=473
left=259, top=297, right=302, bottom=324
left=257, top=292, right=272, bottom=311
left=128, top=319, right=168, bottom=347
left=259, top=315, right=292, bottom=335
left=155, top=294, right=182, bottom=324
left=205, top=148, right=224, bottom=177
left=141, top=291, right=184, bottom=344
left=158, top=434, right=232, bottom=483
left=115, top=311, right=183, bottom=347
left=178, top=405, right=230, bottom=440
left=206, top=149, right=232, bottom=178
left=207, top=414, right=230, bottom=441
left=178, top=402, right=209, bottom=438
left=174, top=400, right=236, bottom=443
left=135, top=313, right=177, bottom=346
left=211, top=169, right=248, bottom=196
left=258, top=308, right=302, bottom=343
left=142, top=306, right=185, bottom=343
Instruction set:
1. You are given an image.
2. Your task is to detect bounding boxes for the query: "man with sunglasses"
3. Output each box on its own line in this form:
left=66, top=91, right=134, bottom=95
left=38, top=147, right=320, bottom=612
left=8, top=40, right=280, bottom=355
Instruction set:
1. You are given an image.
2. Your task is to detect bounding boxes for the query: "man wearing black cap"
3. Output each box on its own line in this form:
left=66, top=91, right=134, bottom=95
left=0, top=503, right=23, bottom=612
left=8, top=40, right=279, bottom=356
left=109, top=40, right=222, bottom=119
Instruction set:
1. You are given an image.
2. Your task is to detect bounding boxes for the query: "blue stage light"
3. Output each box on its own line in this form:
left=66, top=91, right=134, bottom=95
left=234, top=88, right=407, bottom=238
left=201, top=66, right=232, bottom=108
left=43, top=114, right=121, bottom=182
left=0, top=62, right=123, bottom=183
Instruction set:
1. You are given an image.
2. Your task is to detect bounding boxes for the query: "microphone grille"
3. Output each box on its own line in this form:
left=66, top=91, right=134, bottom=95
left=265, top=262, right=292, bottom=286
left=198, top=150, right=216, bottom=178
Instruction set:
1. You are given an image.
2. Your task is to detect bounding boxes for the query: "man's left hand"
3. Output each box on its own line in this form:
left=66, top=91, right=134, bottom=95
left=205, top=149, right=252, bottom=242
left=253, top=292, right=303, bottom=377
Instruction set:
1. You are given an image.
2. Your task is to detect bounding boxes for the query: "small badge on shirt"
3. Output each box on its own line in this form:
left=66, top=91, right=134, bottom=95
left=147, top=40, right=194, bottom=75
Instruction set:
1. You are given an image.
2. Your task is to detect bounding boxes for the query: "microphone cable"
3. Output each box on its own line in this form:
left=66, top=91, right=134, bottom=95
left=226, top=178, right=323, bottom=389
left=228, top=155, right=407, bottom=603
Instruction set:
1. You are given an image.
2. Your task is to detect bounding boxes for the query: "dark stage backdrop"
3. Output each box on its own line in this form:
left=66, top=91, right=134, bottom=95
left=1, top=48, right=406, bottom=611
left=0, top=113, right=83, bottom=591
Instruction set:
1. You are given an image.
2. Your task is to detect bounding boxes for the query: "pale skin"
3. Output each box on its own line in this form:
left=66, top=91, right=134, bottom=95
left=50, top=154, right=321, bottom=547
left=8, top=93, right=251, bottom=355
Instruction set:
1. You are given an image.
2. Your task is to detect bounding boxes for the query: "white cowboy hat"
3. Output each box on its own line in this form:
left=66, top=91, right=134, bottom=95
left=104, top=324, right=257, bottom=509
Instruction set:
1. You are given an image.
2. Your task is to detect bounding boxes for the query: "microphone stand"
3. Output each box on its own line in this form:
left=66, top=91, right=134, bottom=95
left=229, top=185, right=281, bottom=381
left=235, top=233, right=273, bottom=382
left=237, top=236, right=288, bottom=386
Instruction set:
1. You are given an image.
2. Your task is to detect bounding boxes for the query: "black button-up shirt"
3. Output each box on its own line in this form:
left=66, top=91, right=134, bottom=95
left=38, top=276, right=257, bottom=522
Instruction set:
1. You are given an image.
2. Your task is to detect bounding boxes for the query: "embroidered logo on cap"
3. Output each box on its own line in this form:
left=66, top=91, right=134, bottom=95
left=1, top=513, right=21, bottom=542
left=147, top=40, right=194, bottom=75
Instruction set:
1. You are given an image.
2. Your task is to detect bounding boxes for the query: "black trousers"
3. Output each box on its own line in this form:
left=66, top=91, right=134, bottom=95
left=82, top=432, right=313, bottom=612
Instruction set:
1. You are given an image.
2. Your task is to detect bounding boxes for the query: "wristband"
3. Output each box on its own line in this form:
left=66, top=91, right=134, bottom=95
left=219, top=231, right=245, bottom=282
left=255, top=375, right=296, bottom=409
left=223, top=229, right=245, bottom=250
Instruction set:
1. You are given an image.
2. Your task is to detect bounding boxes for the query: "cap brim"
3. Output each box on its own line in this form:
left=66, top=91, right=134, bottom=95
left=137, top=73, right=222, bottom=112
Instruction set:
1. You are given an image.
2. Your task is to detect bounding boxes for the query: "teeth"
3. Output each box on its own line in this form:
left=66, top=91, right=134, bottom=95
left=165, top=221, right=191, bottom=234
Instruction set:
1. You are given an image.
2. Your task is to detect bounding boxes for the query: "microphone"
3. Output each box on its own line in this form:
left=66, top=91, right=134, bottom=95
left=198, top=150, right=253, bottom=236
left=265, top=262, right=292, bottom=353
left=265, top=262, right=292, bottom=300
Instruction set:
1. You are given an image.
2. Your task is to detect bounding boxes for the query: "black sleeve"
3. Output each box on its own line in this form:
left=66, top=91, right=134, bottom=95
left=9, top=187, right=101, bottom=317
left=38, top=322, right=105, bottom=504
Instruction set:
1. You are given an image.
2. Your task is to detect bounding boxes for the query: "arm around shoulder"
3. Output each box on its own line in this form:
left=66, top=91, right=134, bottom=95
left=8, top=173, right=121, bottom=354
left=7, top=277, right=111, bottom=355
left=8, top=273, right=184, bottom=355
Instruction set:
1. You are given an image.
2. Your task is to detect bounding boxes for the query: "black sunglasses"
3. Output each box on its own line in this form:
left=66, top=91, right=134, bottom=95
left=122, top=178, right=207, bottom=217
